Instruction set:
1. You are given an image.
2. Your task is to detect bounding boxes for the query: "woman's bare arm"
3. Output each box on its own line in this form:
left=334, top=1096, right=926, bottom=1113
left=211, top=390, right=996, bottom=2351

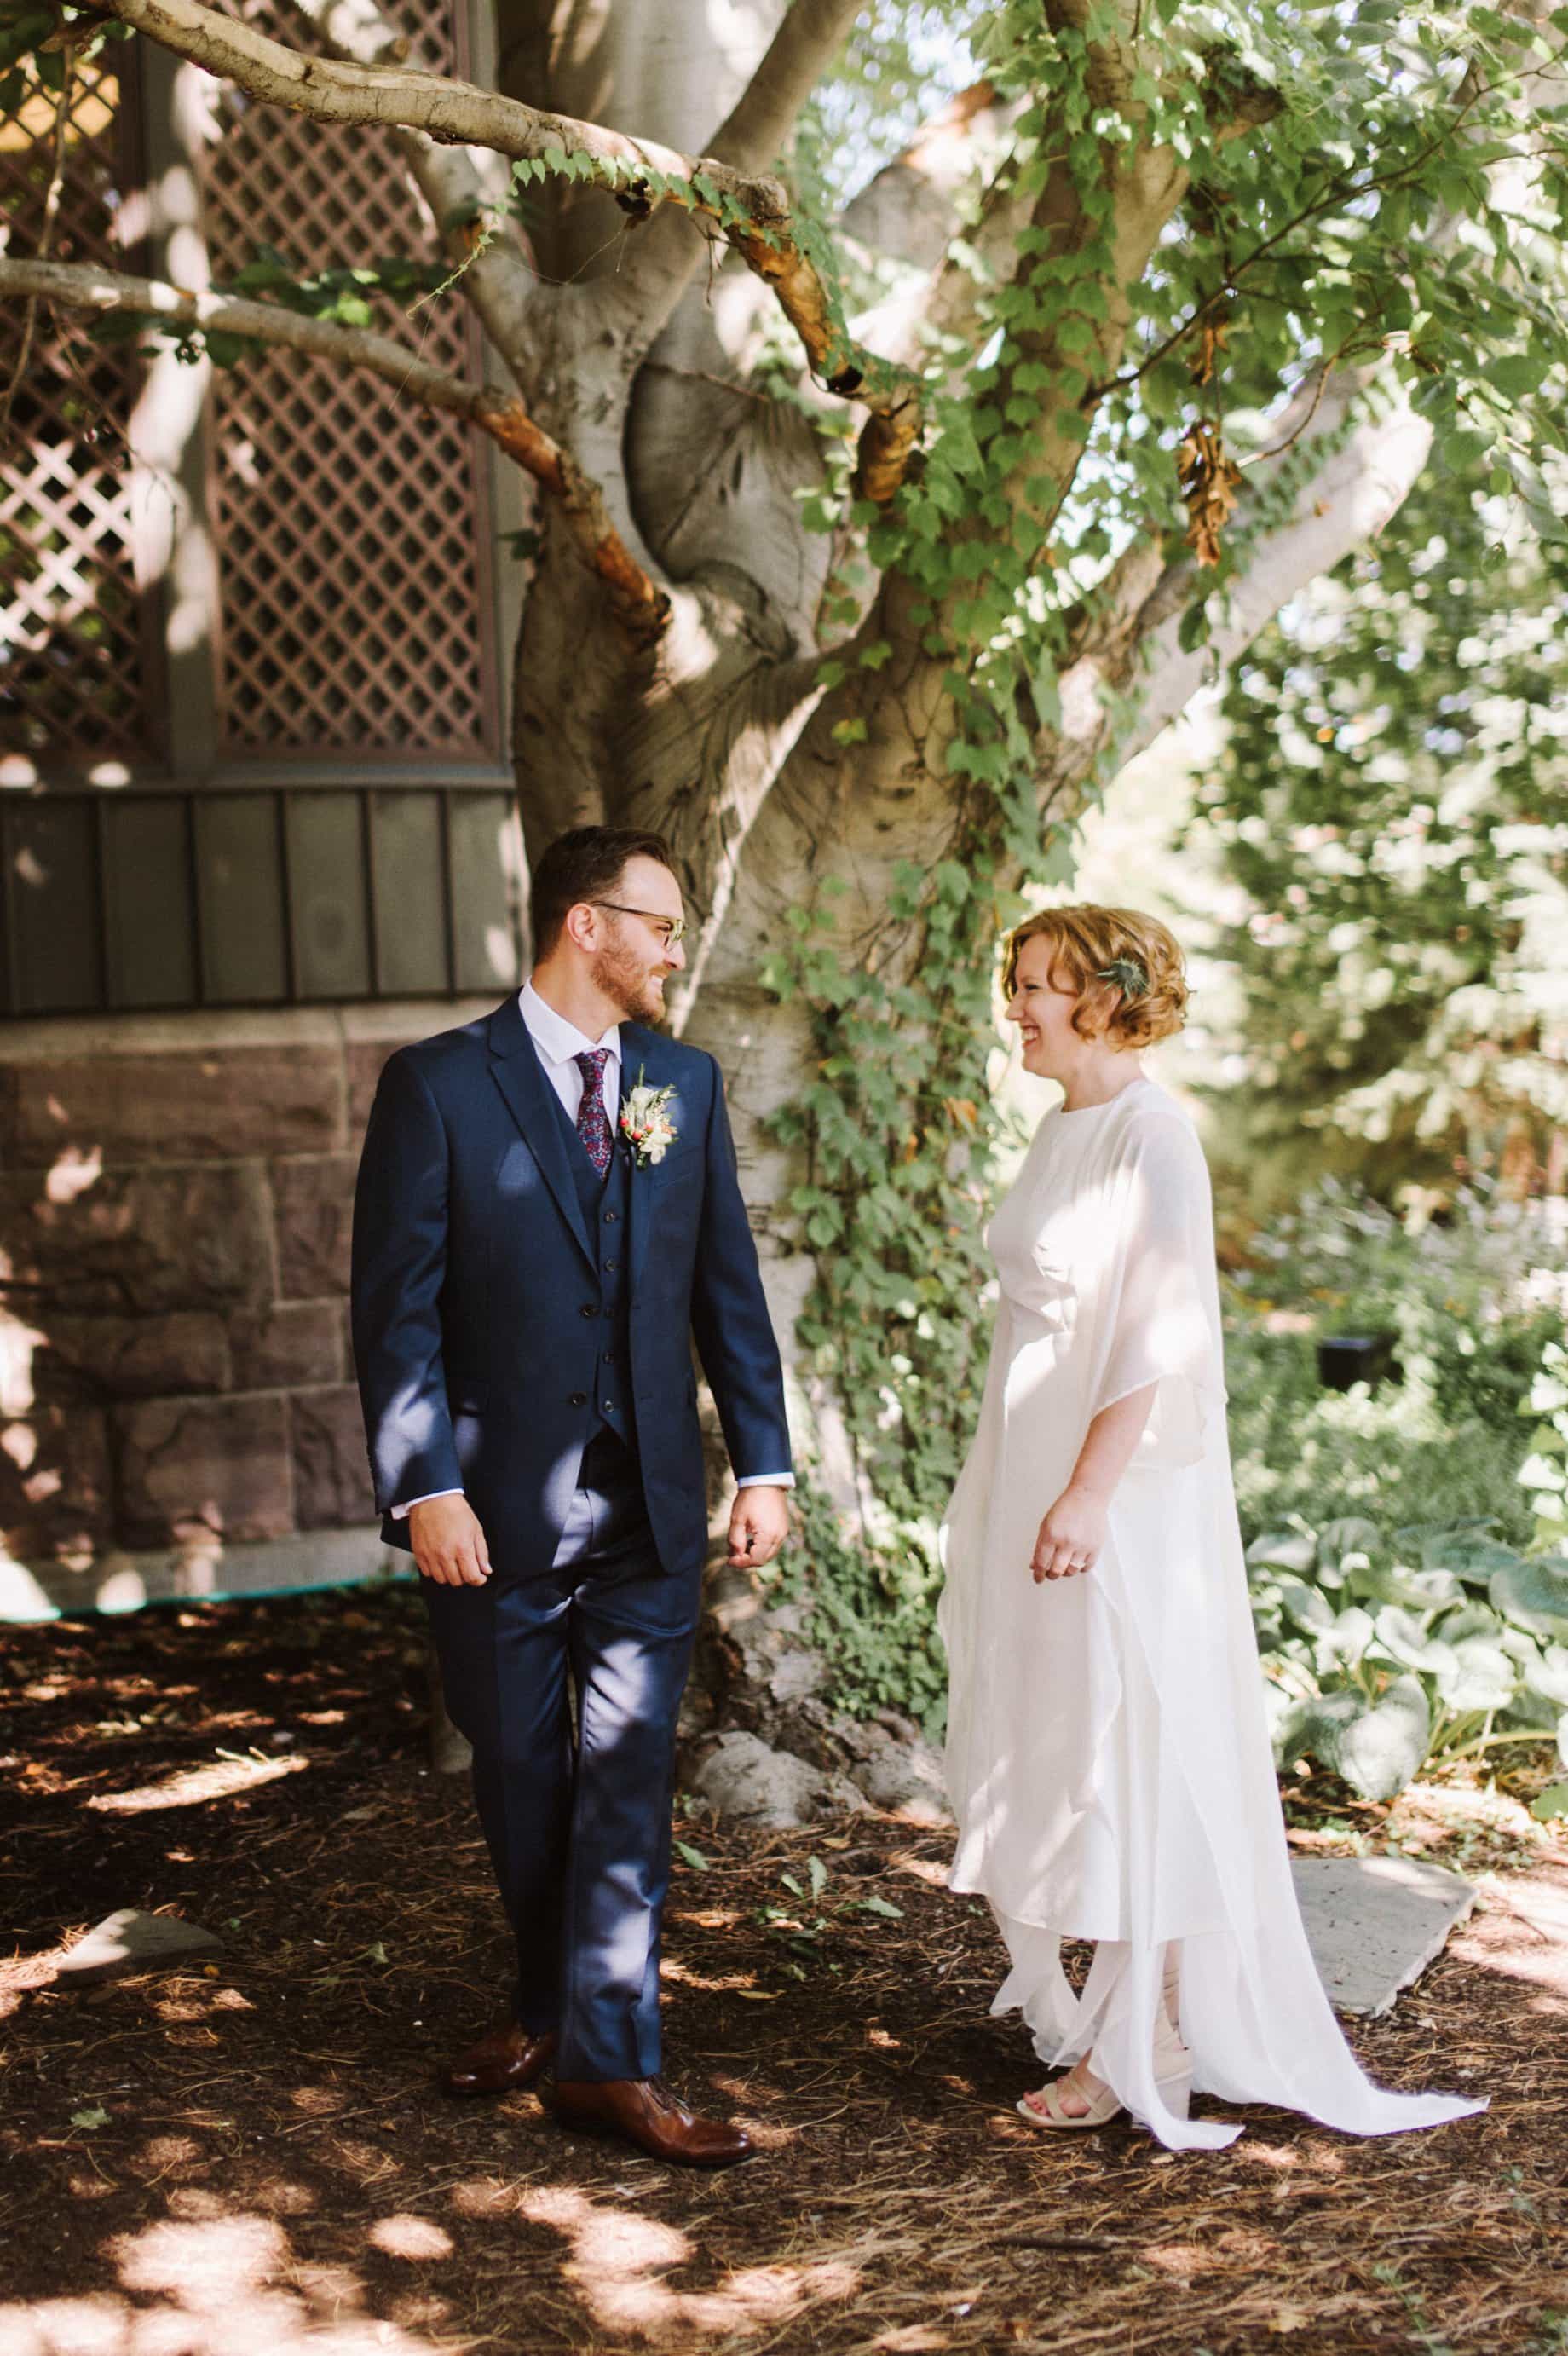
left=1030, top=1383, right=1157, bottom=1582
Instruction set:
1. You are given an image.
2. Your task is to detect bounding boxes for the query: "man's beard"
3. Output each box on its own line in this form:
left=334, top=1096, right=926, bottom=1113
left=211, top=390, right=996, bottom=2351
left=591, top=938, right=667, bottom=1025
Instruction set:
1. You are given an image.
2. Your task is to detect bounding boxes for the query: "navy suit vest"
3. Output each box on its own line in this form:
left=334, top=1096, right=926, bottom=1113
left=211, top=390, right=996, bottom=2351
left=544, top=1079, right=637, bottom=1458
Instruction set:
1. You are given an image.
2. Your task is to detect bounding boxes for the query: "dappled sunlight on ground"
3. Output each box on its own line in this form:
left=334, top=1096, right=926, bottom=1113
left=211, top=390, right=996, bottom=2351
left=0, top=2205, right=456, bottom=2356
left=1285, top=1758, right=1560, bottom=1879
left=517, top=2184, right=861, bottom=2340
left=85, top=1756, right=311, bottom=1814
left=5, top=1592, right=1568, bottom=2353
left=1450, top=1860, right=1568, bottom=2006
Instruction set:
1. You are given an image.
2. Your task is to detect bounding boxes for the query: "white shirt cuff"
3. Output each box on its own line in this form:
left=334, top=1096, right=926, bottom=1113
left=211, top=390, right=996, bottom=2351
left=390, top=1488, right=463, bottom=1520
left=394, top=1475, right=793, bottom=1520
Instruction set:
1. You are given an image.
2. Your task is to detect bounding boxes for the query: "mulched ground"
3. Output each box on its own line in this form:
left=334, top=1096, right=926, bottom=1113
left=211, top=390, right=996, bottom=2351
left=4, top=1587, right=1568, bottom=2356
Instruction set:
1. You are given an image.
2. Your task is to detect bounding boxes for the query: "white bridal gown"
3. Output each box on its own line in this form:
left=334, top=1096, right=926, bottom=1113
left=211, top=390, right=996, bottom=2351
left=937, top=1077, right=1484, bottom=2151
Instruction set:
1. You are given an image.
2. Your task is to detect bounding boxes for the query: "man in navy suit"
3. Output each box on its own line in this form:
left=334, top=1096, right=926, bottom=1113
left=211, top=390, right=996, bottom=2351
left=351, top=827, right=793, bottom=2166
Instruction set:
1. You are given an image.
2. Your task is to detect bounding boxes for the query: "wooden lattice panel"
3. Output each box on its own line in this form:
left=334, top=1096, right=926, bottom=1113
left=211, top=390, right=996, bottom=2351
left=0, top=53, right=152, bottom=767
left=202, top=0, right=494, bottom=756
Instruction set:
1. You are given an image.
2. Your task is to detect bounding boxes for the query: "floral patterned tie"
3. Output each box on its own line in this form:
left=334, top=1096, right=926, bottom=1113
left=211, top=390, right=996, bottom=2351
left=574, top=1048, right=614, bottom=1177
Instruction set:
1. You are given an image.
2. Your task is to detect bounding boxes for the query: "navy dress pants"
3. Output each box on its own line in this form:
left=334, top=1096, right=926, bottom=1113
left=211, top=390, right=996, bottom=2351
left=424, top=1428, right=703, bottom=2083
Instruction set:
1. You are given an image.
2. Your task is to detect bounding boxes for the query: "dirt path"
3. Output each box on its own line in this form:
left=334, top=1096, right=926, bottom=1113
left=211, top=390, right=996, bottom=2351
left=3, top=1591, right=1566, bottom=2354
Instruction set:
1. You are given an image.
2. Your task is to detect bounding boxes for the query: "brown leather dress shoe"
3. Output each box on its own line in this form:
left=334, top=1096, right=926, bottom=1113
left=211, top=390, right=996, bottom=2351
left=553, top=2076, right=753, bottom=2167
left=441, top=2021, right=556, bottom=2098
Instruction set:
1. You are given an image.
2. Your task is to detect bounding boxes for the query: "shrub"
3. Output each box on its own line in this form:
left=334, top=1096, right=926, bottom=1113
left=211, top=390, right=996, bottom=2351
left=1225, top=1178, right=1568, bottom=1550
left=1252, top=1516, right=1568, bottom=1800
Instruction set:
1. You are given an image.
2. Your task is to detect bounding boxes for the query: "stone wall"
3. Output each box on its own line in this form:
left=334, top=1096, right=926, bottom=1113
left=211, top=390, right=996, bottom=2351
left=0, top=1002, right=496, bottom=1605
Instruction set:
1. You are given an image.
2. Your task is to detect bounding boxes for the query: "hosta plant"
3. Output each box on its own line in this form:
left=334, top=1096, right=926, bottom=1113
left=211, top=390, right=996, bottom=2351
left=1251, top=1517, right=1568, bottom=1803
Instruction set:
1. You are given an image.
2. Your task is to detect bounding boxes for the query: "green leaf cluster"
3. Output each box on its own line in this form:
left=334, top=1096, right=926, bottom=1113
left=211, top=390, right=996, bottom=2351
left=84, top=243, right=448, bottom=369
left=1194, top=456, right=1568, bottom=1203
left=1519, top=1337, right=1568, bottom=1553
left=0, top=8, right=133, bottom=112
left=1225, top=1177, right=1568, bottom=1546
left=226, top=244, right=447, bottom=323
left=762, top=855, right=1013, bottom=1729
left=1254, top=1516, right=1568, bottom=1800
left=1213, top=1178, right=1568, bottom=1796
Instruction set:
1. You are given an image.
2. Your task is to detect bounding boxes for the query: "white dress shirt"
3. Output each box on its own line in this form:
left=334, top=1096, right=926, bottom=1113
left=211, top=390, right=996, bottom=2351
left=394, top=980, right=791, bottom=1516
left=517, top=974, right=624, bottom=1123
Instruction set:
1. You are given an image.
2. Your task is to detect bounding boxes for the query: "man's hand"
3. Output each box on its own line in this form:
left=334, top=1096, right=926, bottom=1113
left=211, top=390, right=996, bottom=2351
left=726, top=1485, right=790, bottom=1571
left=408, top=1493, right=493, bottom=1587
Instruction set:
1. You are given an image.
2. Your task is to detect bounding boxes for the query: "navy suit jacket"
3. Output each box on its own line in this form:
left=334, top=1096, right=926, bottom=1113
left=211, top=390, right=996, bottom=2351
left=350, top=992, right=793, bottom=1575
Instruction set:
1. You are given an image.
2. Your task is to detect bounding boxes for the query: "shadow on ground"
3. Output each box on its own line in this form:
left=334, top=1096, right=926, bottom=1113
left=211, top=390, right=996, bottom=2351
left=3, top=1590, right=1567, bottom=2354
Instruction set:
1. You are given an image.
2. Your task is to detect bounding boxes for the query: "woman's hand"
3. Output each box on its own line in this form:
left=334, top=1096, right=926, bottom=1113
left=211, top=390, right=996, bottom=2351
left=1030, top=1483, right=1110, bottom=1584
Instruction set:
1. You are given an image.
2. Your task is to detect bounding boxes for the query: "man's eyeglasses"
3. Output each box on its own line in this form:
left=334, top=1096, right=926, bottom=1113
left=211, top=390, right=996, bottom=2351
left=589, top=899, right=687, bottom=946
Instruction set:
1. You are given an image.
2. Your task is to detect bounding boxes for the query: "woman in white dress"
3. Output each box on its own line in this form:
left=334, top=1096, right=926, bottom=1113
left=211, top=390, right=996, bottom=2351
left=937, top=904, right=1484, bottom=2151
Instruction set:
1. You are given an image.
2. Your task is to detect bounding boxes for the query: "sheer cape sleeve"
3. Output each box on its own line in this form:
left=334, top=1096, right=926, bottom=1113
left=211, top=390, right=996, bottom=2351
left=1087, top=1103, right=1225, bottom=1473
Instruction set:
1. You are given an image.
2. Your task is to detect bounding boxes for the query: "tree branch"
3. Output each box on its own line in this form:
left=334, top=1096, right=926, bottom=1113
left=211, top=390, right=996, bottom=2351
left=624, top=75, right=1015, bottom=579
left=874, top=3, right=1288, bottom=663
left=1035, top=372, right=1433, bottom=823
left=282, top=0, right=541, bottom=387
left=0, top=256, right=669, bottom=638
left=839, top=81, right=1012, bottom=271
left=586, top=0, right=864, bottom=358
left=709, top=0, right=866, bottom=178
left=93, top=0, right=923, bottom=497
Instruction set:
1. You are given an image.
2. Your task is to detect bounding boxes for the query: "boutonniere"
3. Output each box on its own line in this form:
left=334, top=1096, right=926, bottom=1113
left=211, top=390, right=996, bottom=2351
left=620, top=1066, right=678, bottom=1169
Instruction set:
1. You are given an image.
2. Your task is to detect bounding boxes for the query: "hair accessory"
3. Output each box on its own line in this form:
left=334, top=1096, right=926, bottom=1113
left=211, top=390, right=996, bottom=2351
left=1097, top=956, right=1149, bottom=999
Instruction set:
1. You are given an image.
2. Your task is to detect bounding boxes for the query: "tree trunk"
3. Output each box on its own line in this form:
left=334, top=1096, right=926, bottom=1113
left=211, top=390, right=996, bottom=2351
left=480, top=0, right=1442, bottom=1816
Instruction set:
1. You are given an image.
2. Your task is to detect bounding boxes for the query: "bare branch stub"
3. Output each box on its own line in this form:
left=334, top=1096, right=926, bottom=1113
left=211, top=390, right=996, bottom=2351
left=854, top=396, right=923, bottom=507
left=473, top=390, right=669, bottom=638
left=727, top=200, right=924, bottom=503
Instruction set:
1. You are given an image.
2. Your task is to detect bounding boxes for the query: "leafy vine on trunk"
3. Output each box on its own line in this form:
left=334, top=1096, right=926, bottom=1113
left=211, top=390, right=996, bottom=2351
left=748, top=6, right=1392, bottom=1720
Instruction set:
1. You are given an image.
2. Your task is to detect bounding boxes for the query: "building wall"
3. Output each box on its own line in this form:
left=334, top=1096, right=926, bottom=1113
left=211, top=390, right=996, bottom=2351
left=0, top=1001, right=496, bottom=1605
left=2, top=0, right=530, bottom=1617
left=3, top=0, right=527, bottom=1014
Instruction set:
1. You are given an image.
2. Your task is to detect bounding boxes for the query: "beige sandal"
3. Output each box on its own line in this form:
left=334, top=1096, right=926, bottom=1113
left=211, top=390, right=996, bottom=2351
left=1017, top=1955, right=1194, bottom=2133
left=1017, top=2063, right=1123, bottom=2131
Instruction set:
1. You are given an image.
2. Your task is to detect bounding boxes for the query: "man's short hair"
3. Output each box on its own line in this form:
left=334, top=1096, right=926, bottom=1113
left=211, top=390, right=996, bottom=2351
left=530, top=826, right=677, bottom=959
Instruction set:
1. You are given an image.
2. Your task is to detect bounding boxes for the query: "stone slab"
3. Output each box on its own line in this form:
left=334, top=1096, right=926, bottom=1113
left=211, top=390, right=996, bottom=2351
left=346, top=1036, right=419, bottom=1135
left=290, top=1384, right=376, bottom=1530
left=0, top=1163, right=274, bottom=1314
left=271, top=1154, right=357, bottom=1299
left=0, top=1522, right=410, bottom=1620
left=1293, top=1854, right=1478, bottom=2017
left=228, top=1300, right=344, bottom=1392
left=53, top=1908, right=223, bottom=1986
left=0, top=1001, right=493, bottom=1064
left=112, top=1392, right=294, bottom=1547
left=0, top=1047, right=344, bottom=1165
left=37, top=1311, right=232, bottom=1403
left=0, top=1403, right=113, bottom=1563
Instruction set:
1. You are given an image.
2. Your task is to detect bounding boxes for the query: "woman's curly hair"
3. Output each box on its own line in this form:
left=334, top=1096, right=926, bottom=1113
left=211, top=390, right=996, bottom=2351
left=1002, top=904, right=1189, bottom=1050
